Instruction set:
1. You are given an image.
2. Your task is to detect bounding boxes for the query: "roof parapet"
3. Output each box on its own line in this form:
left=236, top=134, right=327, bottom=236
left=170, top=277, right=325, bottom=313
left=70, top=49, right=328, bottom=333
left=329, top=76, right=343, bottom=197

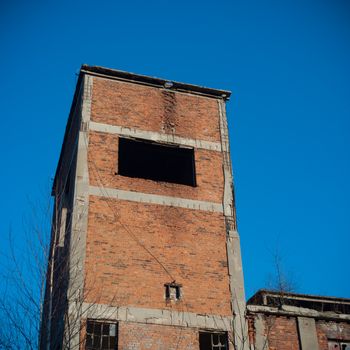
left=80, top=64, right=231, bottom=100
left=247, top=289, right=350, bottom=315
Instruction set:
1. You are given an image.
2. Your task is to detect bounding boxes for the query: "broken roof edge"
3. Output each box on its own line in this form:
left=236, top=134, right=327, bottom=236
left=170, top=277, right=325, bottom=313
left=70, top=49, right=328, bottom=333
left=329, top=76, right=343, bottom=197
left=80, top=64, right=232, bottom=100
left=247, top=289, right=350, bottom=306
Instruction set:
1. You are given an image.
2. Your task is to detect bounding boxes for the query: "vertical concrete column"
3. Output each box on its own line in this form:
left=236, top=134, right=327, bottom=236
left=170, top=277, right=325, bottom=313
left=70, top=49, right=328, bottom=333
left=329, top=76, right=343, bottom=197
left=64, top=74, right=92, bottom=349
left=297, top=317, right=320, bottom=350
left=254, top=315, right=269, bottom=350
left=218, top=100, right=249, bottom=350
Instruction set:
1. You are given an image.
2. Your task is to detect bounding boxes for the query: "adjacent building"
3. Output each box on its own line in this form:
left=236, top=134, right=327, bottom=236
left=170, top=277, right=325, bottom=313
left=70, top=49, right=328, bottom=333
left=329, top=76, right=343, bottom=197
left=247, top=290, right=350, bottom=350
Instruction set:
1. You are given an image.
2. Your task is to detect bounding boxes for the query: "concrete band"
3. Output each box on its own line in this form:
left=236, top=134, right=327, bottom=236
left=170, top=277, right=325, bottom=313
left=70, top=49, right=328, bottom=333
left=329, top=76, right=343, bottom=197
left=254, top=314, right=269, bottom=350
left=247, top=304, right=350, bottom=322
left=73, top=302, right=233, bottom=331
left=89, top=121, right=222, bottom=152
left=65, top=74, right=93, bottom=349
left=218, top=99, right=249, bottom=350
left=88, top=185, right=224, bottom=213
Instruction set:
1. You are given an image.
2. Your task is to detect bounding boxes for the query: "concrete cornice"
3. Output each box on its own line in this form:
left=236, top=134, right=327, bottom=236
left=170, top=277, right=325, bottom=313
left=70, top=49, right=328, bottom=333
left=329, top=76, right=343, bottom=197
left=80, top=65, right=231, bottom=100
left=247, top=304, right=350, bottom=322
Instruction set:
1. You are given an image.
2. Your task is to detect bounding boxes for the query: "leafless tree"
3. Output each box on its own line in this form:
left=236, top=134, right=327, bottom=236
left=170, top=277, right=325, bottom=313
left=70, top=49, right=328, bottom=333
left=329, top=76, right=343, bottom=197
left=246, top=247, right=300, bottom=350
left=265, top=247, right=298, bottom=311
left=0, top=189, right=119, bottom=350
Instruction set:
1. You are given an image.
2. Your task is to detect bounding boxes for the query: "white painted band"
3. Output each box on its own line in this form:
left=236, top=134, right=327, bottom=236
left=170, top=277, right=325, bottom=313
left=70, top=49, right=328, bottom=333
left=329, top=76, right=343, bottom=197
left=89, top=121, right=222, bottom=152
left=89, top=185, right=223, bottom=213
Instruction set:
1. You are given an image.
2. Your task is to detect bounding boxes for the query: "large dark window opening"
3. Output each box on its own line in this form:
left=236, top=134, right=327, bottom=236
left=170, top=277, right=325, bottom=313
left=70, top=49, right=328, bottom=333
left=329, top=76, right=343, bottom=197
left=199, top=332, right=228, bottom=350
left=118, top=138, right=196, bottom=186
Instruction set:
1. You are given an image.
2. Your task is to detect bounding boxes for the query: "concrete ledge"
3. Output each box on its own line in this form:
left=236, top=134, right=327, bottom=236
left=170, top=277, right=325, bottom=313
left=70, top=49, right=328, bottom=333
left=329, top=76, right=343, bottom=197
left=81, top=65, right=231, bottom=100
left=89, top=185, right=224, bottom=213
left=247, top=304, right=350, bottom=321
left=78, top=303, right=232, bottom=331
left=89, top=121, right=222, bottom=152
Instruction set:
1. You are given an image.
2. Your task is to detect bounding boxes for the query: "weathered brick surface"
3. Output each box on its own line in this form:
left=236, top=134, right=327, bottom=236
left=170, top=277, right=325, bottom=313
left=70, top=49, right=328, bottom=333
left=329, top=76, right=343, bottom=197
left=88, top=131, right=224, bottom=203
left=316, top=324, right=329, bottom=350
left=78, top=73, right=235, bottom=349
left=84, top=196, right=231, bottom=316
left=248, top=315, right=301, bottom=350
left=91, top=77, right=222, bottom=143
left=118, top=322, right=199, bottom=350
left=248, top=313, right=350, bottom=350
left=316, top=320, right=350, bottom=350
left=266, top=316, right=300, bottom=350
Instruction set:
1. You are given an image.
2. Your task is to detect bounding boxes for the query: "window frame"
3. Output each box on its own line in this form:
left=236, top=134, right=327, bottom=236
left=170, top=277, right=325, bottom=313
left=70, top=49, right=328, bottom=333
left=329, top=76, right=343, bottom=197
left=199, top=331, right=228, bottom=350
left=164, top=282, right=182, bottom=301
left=85, top=319, right=118, bottom=350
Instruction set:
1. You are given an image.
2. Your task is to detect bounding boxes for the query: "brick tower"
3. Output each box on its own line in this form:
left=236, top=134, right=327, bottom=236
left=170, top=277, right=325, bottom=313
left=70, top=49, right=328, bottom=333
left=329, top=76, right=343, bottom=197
left=41, top=65, right=248, bottom=350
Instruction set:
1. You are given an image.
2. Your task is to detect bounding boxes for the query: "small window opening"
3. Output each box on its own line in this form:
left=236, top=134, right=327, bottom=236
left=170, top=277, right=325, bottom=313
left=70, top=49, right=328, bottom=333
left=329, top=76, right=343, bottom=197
left=199, top=332, right=228, bottom=350
left=118, top=138, right=196, bottom=186
left=86, top=320, right=118, bottom=350
left=165, top=282, right=182, bottom=301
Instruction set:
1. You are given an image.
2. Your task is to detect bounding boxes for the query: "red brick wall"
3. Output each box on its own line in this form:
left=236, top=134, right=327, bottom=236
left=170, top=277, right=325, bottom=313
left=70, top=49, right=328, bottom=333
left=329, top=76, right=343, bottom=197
left=91, top=77, right=221, bottom=142
left=79, top=75, right=234, bottom=350
left=84, top=196, right=231, bottom=315
left=88, top=131, right=224, bottom=203
left=118, top=322, right=199, bottom=350
left=83, top=75, right=231, bottom=317
left=266, top=316, right=300, bottom=350
left=248, top=313, right=350, bottom=350
left=248, top=315, right=301, bottom=350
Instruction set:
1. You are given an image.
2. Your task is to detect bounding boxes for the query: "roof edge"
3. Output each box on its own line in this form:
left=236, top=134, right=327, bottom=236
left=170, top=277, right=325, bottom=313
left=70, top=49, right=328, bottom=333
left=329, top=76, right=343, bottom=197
left=80, top=64, right=231, bottom=100
left=248, top=289, right=350, bottom=305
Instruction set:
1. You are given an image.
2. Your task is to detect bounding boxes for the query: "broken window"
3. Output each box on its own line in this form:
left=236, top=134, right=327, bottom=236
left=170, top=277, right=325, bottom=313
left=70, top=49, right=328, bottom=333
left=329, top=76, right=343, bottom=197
left=199, top=332, right=228, bottom=350
left=165, top=282, right=182, bottom=301
left=118, top=138, right=196, bottom=186
left=85, top=320, right=118, bottom=350
left=328, top=341, right=350, bottom=350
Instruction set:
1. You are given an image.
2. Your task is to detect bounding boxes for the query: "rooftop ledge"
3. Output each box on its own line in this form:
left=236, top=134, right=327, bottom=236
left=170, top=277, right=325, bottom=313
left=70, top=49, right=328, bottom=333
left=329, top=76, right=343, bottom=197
left=80, top=64, right=231, bottom=100
left=247, top=289, right=350, bottom=316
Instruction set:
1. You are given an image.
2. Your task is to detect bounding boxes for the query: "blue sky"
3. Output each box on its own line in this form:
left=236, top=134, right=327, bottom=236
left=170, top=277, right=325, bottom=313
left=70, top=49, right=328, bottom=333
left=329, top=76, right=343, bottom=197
left=0, top=0, right=349, bottom=299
